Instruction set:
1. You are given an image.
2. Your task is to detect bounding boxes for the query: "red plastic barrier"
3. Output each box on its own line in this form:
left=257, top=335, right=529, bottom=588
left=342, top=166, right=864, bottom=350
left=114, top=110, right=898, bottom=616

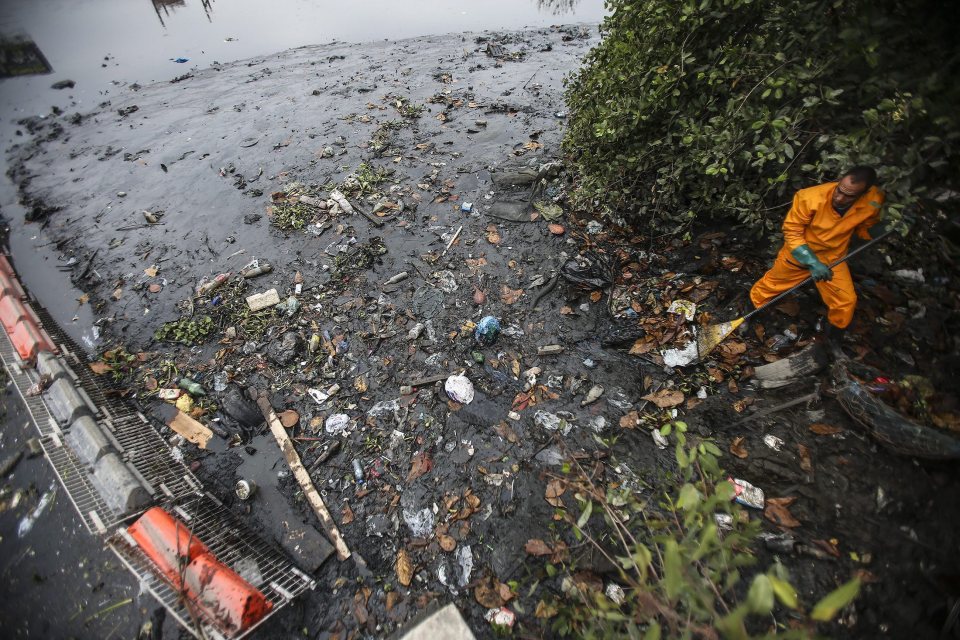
left=0, top=270, right=26, bottom=300
left=9, top=316, right=56, bottom=362
left=184, top=553, right=273, bottom=634
left=0, top=295, right=28, bottom=334
left=128, top=507, right=210, bottom=585
left=0, top=255, right=15, bottom=279
left=128, top=507, right=272, bottom=634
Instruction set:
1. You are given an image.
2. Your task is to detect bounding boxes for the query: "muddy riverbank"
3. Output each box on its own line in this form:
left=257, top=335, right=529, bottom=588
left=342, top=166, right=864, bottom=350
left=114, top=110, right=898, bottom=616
left=5, top=22, right=960, bottom=640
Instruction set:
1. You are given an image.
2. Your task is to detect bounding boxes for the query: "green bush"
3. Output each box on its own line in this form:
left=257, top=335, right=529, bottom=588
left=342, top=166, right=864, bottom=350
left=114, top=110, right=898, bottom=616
left=563, top=0, right=960, bottom=232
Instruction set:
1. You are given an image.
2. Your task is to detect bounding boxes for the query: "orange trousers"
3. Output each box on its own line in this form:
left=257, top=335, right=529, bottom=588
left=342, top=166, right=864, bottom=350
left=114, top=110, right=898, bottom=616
left=750, top=251, right=856, bottom=329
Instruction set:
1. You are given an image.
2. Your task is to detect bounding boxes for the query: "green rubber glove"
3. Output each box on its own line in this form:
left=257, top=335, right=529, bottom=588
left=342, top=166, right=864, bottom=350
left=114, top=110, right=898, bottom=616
left=791, top=245, right=832, bottom=281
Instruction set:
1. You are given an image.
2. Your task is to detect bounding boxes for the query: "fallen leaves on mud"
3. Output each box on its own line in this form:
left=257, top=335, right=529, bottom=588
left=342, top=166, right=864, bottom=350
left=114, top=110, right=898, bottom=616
left=474, top=574, right=513, bottom=608
left=641, top=388, right=685, bottom=408
left=396, top=548, right=413, bottom=586
left=809, top=422, right=843, bottom=435
left=729, top=436, right=749, bottom=459
left=500, top=285, right=523, bottom=304
left=544, top=478, right=565, bottom=508
left=524, top=538, right=569, bottom=563
left=764, top=496, right=801, bottom=528
left=486, top=224, right=501, bottom=245
left=406, top=452, right=433, bottom=482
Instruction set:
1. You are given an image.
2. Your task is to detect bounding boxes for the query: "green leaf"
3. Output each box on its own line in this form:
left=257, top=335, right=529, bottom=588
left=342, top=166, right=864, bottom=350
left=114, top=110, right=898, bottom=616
left=746, top=574, right=774, bottom=614
left=676, top=483, right=700, bottom=510
left=663, top=540, right=682, bottom=601
left=577, top=500, right=594, bottom=528
left=643, top=621, right=662, bottom=640
left=811, top=578, right=861, bottom=621
left=769, top=575, right=799, bottom=609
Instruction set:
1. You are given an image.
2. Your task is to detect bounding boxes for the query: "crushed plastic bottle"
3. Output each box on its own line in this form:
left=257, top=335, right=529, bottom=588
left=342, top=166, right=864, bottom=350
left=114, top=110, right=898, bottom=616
left=178, top=377, right=206, bottom=396
left=212, top=371, right=229, bottom=392
left=197, top=272, right=231, bottom=296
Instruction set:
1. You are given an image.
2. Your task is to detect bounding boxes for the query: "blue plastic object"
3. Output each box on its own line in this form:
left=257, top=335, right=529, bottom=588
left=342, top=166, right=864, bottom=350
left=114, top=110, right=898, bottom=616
left=474, top=315, right=500, bottom=346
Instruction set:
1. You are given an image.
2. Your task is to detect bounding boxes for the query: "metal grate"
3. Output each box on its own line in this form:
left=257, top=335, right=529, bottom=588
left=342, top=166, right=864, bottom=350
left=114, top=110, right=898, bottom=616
left=108, top=493, right=316, bottom=640
left=0, top=328, right=122, bottom=533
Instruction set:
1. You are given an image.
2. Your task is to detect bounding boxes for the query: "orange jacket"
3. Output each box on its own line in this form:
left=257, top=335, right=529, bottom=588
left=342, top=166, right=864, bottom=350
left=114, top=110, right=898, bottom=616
left=780, top=182, right=884, bottom=263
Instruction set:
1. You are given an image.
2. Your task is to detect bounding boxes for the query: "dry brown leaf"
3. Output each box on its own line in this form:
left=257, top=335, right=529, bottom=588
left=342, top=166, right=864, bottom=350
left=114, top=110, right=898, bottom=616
left=812, top=539, right=840, bottom=558
left=474, top=575, right=506, bottom=608
left=278, top=410, right=299, bottom=428
left=76, top=293, right=90, bottom=305
left=544, top=478, right=565, bottom=508
left=764, top=497, right=801, bottom=528
left=798, top=444, right=813, bottom=472
left=525, top=539, right=553, bottom=556
left=148, top=283, right=162, bottom=293
left=560, top=306, right=573, bottom=315
left=809, top=422, right=843, bottom=435
left=486, top=224, right=501, bottom=245
left=619, top=411, right=641, bottom=429
left=438, top=534, right=457, bottom=552
left=641, top=388, right=685, bottom=408
left=535, top=599, right=559, bottom=619
left=112, top=288, right=123, bottom=300
left=353, top=376, right=368, bottom=393
left=89, top=362, right=113, bottom=375
left=775, top=298, right=800, bottom=317
left=729, top=436, right=749, bottom=459
left=386, top=591, right=400, bottom=611
left=498, top=582, right=514, bottom=603
left=341, top=503, right=355, bottom=525
left=144, top=266, right=158, bottom=277
left=589, top=290, right=603, bottom=303
left=500, top=285, right=523, bottom=305
left=548, top=223, right=565, bottom=235
left=396, top=549, right=413, bottom=586
left=493, top=421, right=519, bottom=443
left=406, top=452, right=433, bottom=482
left=628, top=337, right=657, bottom=355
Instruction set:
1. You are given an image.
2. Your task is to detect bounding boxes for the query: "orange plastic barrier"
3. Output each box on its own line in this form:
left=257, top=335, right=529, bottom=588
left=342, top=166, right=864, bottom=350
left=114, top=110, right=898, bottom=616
left=9, top=316, right=56, bottom=362
left=0, top=295, right=28, bottom=334
left=128, top=507, right=272, bottom=634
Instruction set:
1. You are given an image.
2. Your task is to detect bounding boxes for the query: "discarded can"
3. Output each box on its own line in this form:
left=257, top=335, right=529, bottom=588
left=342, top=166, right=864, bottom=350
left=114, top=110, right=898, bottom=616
left=352, top=458, right=365, bottom=484
left=729, top=477, right=765, bottom=509
left=197, top=272, right=231, bottom=296
left=178, top=378, right=206, bottom=397
left=235, top=479, right=257, bottom=500
left=474, top=316, right=500, bottom=346
left=240, top=261, right=272, bottom=279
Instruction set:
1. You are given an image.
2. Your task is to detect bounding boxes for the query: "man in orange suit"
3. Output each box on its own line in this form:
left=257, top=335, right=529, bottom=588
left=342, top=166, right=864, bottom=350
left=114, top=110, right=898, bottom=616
left=750, top=166, right=886, bottom=335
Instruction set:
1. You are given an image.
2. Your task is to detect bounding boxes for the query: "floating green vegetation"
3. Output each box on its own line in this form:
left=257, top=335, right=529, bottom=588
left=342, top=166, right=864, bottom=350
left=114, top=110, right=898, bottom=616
left=154, top=315, right=214, bottom=345
left=271, top=200, right=313, bottom=230
left=391, top=96, right=424, bottom=119
left=340, top=162, right=394, bottom=197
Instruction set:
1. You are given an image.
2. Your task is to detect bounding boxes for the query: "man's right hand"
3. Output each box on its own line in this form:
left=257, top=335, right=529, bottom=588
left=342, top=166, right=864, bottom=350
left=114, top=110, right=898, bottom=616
left=791, top=245, right=833, bottom=281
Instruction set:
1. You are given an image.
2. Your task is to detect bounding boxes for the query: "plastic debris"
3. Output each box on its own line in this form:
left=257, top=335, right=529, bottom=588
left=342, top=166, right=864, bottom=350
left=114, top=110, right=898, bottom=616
left=460, top=202, right=473, bottom=213
left=580, top=385, right=604, bottom=406
left=730, top=477, right=765, bottom=509
left=456, top=544, right=473, bottom=587
left=662, top=338, right=699, bottom=368
left=17, top=483, right=56, bottom=538
left=588, top=416, right=608, bottom=433
left=892, top=268, right=925, bottom=283
left=352, top=459, right=365, bottom=484
left=485, top=607, right=515, bottom=628
left=605, top=583, right=625, bottom=605
left=444, top=374, right=475, bottom=404
left=325, top=413, right=351, bottom=436
left=172, top=57, right=189, bottom=63
left=537, top=344, right=564, bottom=355
left=474, top=316, right=501, bottom=346
left=667, top=299, right=697, bottom=321
left=197, top=272, right=231, bottom=296
left=402, top=507, right=435, bottom=537
left=652, top=429, right=669, bottom=449
left=763, top=434, right=785, bottom=451
left=178, top=378, right=205, bottom=396
left=534, top=410, right=571, bottom=436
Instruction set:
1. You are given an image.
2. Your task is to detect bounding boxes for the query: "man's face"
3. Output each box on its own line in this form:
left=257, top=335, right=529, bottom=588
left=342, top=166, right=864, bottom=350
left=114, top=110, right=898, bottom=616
left=832, top=176, right=868, bottom=212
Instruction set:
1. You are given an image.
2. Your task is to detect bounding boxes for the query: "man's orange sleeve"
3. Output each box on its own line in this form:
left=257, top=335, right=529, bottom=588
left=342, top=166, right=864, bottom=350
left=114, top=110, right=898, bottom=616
left=782, top=191, right=812, bottom=251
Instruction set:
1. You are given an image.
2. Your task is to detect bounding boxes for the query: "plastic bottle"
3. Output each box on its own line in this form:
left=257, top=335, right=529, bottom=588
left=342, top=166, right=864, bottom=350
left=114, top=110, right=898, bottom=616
left=240, top=261, right=272, bottom=279
left=352, top=459, right=365, bottom=484
left=178, top=377, right=206, bottom=397
left=197, top=272, right=231, bottom=296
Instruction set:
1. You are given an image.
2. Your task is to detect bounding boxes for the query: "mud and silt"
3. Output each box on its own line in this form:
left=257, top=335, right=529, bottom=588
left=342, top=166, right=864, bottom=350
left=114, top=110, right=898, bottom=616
left=6, top=22, right=960, bottom=640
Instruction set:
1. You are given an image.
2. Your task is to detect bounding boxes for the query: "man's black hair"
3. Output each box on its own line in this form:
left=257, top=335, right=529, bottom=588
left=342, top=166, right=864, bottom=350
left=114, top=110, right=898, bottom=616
left=842, top=165, right=878, bottom=188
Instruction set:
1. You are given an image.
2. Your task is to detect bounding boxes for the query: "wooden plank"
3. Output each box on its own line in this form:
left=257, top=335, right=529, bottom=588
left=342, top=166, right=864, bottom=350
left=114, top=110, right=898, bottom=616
left=155, top=405, right=212, bottom=448
left=254, top=394, right=351, bottom=561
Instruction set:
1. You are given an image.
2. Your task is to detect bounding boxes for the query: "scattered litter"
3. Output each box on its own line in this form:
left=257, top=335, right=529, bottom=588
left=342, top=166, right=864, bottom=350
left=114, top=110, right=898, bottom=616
left=474, top=316, right=501, bottom=346
left=235, top=479, right=257, bottom=500
left=763, top=435, right=785, bottom=451
left=892, top=268, right=925, bottom=283
left=17, top=483, right=56, bottom=538
left=580, top=385, right=604, bottom=407
left=534, top=410, right=571, bottom=435
left=730, top=477, right=765, bottom=509
left=171, top=57, right=189, bottom=64
left=402, top=507, right=434, bottom=537
left=667, top=299, right=697, bottom=321
left=537, top=344, right=564, bottom=355
left=444, top=374, right=475, bottom=404
left=585, top=220, right=603, bottom=234
left=246, top=288, right=281, bottom=311
left=652, top=429, right=669, bottom=449
left=325, top=413, right=352, bottom=435
left=485, top=607, right=515, bottom=628
left=662, top=338, right=699, bottom=368
left=605, top=583, right=625, bottom=605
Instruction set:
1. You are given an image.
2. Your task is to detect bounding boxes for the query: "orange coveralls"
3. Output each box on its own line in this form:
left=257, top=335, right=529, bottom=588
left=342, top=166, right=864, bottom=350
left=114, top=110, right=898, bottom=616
left=750, top=182, right=884, bottom=329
